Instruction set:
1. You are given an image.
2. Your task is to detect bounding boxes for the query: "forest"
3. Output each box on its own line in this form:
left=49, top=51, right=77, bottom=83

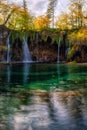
left=0, top=0, right=87, bottom=63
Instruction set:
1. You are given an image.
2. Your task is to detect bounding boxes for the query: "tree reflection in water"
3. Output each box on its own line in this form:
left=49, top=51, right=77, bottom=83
left=0, top=64, right=87, bottom=130
left=0, top=90, right=87, bottom=130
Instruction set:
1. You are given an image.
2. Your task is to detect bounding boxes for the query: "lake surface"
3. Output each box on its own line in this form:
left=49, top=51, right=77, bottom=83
left=0, top=63, right=87, bottom=130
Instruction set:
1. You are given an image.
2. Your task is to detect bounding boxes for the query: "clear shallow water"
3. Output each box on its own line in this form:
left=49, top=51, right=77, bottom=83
left=0, top=63, right=87, bottom=130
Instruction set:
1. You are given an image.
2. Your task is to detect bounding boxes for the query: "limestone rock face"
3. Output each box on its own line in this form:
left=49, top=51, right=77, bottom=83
left=0, top=25, right=10, bottom=61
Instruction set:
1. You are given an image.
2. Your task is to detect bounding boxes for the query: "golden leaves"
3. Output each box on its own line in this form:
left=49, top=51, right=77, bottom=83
left=34, top=15, right=50, bottom=30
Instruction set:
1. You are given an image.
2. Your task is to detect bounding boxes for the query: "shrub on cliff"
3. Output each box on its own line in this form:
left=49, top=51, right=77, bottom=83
left=68, top=27, right=87, bottom=45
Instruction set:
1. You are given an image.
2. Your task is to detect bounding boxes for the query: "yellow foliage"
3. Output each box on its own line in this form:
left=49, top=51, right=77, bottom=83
left=34, top=15, right=50, bottom=30
left=0, top=45, right=7, bottom=50
left=6, top=5, right=34, bottom=30
left=68, top=28, right=87, bottom=44
left=55, top=13, right=69, bottom=30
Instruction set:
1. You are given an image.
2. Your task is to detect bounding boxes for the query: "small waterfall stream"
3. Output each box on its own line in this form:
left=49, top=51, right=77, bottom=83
left=57, top=38, right=60, bottom=63
left=23, top=36, right=32, bottom=63
left=6, top=32, right=11, bottom=63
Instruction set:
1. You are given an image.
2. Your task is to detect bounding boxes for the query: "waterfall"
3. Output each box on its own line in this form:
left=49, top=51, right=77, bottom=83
left=23, top=36, right=32, bottom=63
left=57, top=38, right=60, bottom=63
left=6, top=32, right=11, bottom=63
left=66, top=47, right=70, bottom=54
left=36, top=32, right=39, bottom=62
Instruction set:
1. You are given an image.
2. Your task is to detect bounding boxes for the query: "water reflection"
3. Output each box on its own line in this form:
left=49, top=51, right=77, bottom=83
left=23, top=63, right=30, bottom=85
left=13, top=93, right=51, bottom=130
left=0, top=90, right=87, bottom=130
left=7, top=66, right=11, bottom=83
left=0, top=64, right=87, bottom=129
left=50, top=92, right=72, bottom=128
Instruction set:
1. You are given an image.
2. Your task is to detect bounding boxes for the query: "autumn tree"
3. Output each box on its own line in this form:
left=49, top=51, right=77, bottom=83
left=82, top=1, right=87, bottom=26
left=55, top=0, right=87, bottom=30
left=3, top=1, right=34, bottom=30
left=83, top=11, right=87, bottom=26
left=34, top=15, right=50, bottom=30
left=46, top=0, right=58, bottom=28
left=0, top=1, right=19, bottom=27
left=0, top=1, right=11, bottom=25
left=0, top=0, right=34, bottom=30
left=22, top=0, right=29, bottom=30
left=7, top=6, right=34, bottom=30
left=68, top=0, right=85, bottom=29
left=55, top=13, right=69, bottom=29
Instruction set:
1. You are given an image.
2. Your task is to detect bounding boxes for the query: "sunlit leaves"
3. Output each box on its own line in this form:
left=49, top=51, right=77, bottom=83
left=68, top=28, right=87, bottom=44
left=68, top=0, right=84, bottom=28
left=55, top=13, right=69, bottom=30
left=0, top=1, right=10, bottom=24
left=34, top=15, right=50, bottom=30
left=7, top=6, right=34, bottom=30
left=0, top=1, right=34, bottom=31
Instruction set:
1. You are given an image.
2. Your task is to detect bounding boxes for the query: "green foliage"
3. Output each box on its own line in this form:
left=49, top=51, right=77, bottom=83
left=40, top=28, right=60, bottom=43
left=10, top=30, right=37, bottom=45
left=10, top=31, right=25, bottom=44
left=7, top=7, right=34, bottom=31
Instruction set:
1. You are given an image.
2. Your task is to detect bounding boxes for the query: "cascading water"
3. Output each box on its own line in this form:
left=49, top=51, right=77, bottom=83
left=66, top=41, right=70, bottom=54
left=36, top=32, right=39, bottom=62
left=6, top=32, right=11, bottom=63
left=23, top=36, right=32, bottom=63
left=57, top=38, right=60, bottom=63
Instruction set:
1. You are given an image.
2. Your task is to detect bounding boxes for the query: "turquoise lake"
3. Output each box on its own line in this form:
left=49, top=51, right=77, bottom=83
left=0, top=63, right=87, bottom=130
